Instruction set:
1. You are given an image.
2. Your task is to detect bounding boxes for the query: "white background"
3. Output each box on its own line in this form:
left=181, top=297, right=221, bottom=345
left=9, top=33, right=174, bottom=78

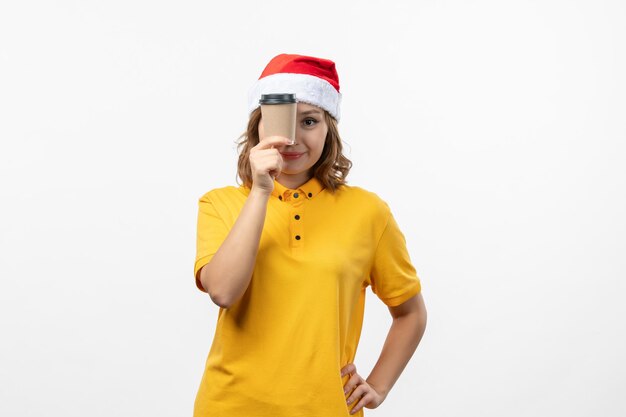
left=1, top=1, right=625, bottom=416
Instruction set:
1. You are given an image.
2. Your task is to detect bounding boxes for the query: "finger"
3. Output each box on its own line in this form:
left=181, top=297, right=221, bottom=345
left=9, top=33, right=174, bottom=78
left=346, top=383, right=365, bottom=405
left=270, top=153, right=284, bottom=177
left=346, top=375, right=363, bottom=396
left=341, top=363, right=356, bottom=378
left=344, top=379, right=357, bottom=395
left=256, top=135, right=292, bottom=150
left=270, top=165, right=282, bottom=179
left=269, top=154, right=284, bottom=178
left=349, top=392, right=371, bottom=415
left=252, top=150, right=283, bottom=169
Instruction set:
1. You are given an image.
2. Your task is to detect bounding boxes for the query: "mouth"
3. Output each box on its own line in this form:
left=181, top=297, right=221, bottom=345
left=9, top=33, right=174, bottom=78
left=280, top=152, right=305, bottom=160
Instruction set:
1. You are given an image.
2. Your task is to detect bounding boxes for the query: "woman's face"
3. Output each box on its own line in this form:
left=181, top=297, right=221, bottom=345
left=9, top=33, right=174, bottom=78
left=258, top=102, right=328, bottom=180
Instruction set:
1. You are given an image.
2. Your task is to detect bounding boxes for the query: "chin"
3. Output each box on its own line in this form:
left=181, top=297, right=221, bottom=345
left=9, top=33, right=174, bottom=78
left=281, top=168, right=311, bottom=175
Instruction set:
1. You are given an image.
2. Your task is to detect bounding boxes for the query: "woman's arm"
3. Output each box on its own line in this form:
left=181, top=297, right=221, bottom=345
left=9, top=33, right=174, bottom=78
left=365, top=293, right=427, bottom=398
left=199, top=187, right=270, bottom=308
left=199, top=134, right=291, bottom=308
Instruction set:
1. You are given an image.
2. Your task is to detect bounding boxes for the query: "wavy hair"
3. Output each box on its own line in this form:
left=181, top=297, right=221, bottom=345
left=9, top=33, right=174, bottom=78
left=235, top=107, right=352, bottom=194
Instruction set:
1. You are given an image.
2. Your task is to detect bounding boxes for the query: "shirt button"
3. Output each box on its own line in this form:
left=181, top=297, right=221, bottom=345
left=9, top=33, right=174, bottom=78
left=308, top=192, right=312, bottom=197
left=293, top=192, right=299, bottom=198
left=294, top=214, right=300, bottom=220
left=295, top=235, right=301, bottom=240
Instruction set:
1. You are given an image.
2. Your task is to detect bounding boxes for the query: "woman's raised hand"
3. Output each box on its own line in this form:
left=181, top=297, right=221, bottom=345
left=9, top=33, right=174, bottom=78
left=249, top=135, right=292, bottom=194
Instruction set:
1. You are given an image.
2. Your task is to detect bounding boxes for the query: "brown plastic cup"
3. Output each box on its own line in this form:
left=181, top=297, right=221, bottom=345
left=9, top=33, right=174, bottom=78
left=260, top=93, right=297, bottom=144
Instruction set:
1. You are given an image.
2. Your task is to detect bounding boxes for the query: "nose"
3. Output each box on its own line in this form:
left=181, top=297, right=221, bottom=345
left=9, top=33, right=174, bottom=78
left=283, top=135, right=298, bottom=147
left=292, top=131, right=303, bottom=145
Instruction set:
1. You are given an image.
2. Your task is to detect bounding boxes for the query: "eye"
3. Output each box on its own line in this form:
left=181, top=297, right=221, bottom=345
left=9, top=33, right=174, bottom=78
left=302, top=117, right=318, bottom=127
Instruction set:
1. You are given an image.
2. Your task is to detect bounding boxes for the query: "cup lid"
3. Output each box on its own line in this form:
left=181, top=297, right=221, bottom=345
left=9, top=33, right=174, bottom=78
left=259, top=93, right=296, bottom=104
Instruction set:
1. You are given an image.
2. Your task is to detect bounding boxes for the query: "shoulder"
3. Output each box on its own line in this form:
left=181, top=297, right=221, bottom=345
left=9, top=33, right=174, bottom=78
left=335, top=184, right=391, bottom=219
left=198, top=184, right=248, bottom=204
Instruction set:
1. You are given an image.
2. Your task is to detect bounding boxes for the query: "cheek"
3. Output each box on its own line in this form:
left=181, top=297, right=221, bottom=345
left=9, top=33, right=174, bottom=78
left=317, top=130, right=328, bottom=152
left=314, top=140, right=326, bottom=156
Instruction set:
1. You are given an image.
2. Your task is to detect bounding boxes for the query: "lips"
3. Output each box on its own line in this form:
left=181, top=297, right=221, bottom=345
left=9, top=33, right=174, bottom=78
left=280, top=151, right=305, bottom=160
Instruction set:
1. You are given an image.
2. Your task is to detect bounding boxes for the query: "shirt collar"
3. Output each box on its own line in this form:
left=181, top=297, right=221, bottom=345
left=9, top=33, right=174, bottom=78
left=271, top=176, right=325, bottom=201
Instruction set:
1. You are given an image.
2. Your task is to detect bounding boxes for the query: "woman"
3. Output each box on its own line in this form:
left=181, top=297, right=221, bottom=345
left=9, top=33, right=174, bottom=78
left=193, top=53, right=427, bottom=416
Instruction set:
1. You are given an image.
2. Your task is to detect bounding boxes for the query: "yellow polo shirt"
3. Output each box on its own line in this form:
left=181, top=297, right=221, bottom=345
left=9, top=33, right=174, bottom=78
left=193, top=176, right=421, bottom=417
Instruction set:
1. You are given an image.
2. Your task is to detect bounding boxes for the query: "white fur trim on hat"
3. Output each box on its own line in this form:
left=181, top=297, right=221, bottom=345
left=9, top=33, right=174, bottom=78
left=247, top=73, right=342, bottom=121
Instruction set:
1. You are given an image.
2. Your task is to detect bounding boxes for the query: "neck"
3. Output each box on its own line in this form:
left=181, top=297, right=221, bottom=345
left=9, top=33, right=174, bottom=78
left=276, top=171, right=312, bottom=190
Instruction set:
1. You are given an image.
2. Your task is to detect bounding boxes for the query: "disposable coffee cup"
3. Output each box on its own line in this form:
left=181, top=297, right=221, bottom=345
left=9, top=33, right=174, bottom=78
left=259, top=93, right=297, bottom=144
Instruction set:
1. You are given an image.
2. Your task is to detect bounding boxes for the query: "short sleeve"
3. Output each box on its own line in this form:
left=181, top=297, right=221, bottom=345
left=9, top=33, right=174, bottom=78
left=194, top=194, right=230, bottom=293
left=369, top=210, right=422, bottom=307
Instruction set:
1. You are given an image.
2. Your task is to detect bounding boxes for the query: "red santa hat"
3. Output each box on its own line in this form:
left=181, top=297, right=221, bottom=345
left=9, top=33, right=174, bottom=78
left=247, top=53, right=342, bottom=121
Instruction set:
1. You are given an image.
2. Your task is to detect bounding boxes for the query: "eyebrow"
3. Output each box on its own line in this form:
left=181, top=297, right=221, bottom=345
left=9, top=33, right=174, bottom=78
left=300, top=109, right=322, bottom=115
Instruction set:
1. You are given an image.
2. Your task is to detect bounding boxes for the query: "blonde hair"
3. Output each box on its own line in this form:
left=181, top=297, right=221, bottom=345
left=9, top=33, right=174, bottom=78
left=235, top=107, right=352, bottom=193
